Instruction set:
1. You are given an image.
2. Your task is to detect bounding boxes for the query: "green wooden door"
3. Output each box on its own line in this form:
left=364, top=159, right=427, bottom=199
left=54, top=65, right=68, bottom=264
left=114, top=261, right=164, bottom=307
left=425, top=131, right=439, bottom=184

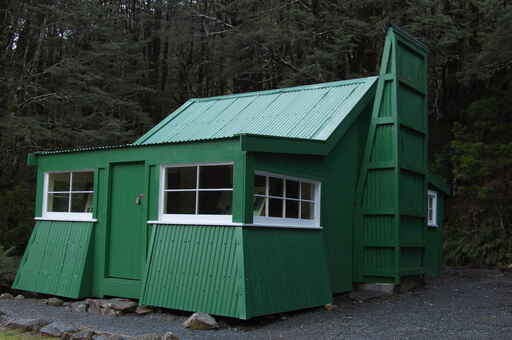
left=107, top=162, right=145, bottom=280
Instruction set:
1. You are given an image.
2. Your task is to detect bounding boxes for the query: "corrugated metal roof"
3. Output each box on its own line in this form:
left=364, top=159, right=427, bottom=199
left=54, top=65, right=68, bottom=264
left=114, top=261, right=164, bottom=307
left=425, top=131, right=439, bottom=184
left=134, top=77, right=377, bottom=145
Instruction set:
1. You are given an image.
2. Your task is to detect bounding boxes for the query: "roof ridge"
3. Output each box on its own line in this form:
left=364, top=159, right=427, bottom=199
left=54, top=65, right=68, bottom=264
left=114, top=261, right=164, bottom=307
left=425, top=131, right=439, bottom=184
left=192, top=76, right=376, bottom=103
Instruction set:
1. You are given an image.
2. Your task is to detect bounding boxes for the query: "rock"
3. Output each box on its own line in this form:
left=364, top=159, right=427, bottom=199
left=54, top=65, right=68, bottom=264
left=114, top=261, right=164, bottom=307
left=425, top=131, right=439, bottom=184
left=40, top=321, right=79, bottom=337
left=100, top=306, right=121, bottom=317
left=93, top=335, right=110, bottom=340
left=71, top=301, right=89, bottom=313
left=47, top=297, right=64, bottom=306
left=135, top=305, right=154, bottom=315
left=183, top=312, right=219, bottom=330
left=162, top=332, right=179, bottom=340
left=323, top=303, right=338, bottom=311
left=105, top=298, right=138, bottom=312
left=14, top=294, right=25, bottom=300
left=349, top=290, right=388, bottom=303
left=5, top=318, right=48, bottom=331
left=398, top=276, right=425, bottom=293
left=70, top=329, right=95, bottom=340
left=0, top=293, right=14, bottom=299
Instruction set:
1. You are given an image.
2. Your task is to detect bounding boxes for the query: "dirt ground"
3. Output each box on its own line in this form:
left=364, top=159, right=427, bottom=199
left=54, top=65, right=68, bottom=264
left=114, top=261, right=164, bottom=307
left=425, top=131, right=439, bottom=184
left=1, top=267, right=512, bottom=339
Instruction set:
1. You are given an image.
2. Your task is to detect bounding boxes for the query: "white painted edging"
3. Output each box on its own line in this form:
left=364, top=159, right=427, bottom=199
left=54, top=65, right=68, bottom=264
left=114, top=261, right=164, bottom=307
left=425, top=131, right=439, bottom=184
left=146, top=220, right=322, bottom=230
left=34, top=217, right=98, bottom=222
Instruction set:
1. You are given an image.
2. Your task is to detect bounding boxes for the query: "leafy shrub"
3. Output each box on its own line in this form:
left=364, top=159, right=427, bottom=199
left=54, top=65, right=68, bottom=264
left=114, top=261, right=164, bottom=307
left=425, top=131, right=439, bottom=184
left=0, top=246, right=20, bottom=285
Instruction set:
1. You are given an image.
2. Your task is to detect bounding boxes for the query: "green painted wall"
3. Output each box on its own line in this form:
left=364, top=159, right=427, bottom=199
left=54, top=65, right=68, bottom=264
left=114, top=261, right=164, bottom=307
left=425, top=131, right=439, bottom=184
left=242, top=227, right=331, bottom=318
left=246, top=104, right=372, bottom=294
left=13, top=221, right=93, bottom=298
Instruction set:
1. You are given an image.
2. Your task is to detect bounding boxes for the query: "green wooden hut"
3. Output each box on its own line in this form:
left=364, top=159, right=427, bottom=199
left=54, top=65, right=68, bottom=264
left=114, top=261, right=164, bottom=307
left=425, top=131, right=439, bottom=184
left=14, top=26, right=449, bottom=319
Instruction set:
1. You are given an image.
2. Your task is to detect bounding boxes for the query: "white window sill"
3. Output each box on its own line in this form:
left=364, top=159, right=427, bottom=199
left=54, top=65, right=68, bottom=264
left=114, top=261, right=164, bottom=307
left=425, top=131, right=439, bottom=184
left=35, top=217, right=98, bottom=222
left=147, top=220, right=322, bottom=230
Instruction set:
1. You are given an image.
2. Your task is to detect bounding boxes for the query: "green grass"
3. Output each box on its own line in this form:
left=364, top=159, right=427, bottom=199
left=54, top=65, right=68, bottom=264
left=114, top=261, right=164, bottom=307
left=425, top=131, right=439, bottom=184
left=0, top=328, right=59, bottom=340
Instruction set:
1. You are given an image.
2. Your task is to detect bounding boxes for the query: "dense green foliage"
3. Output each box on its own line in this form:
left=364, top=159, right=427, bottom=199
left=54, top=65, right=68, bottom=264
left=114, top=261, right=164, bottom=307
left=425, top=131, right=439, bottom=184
left=1, top=1, right=511, bottom=266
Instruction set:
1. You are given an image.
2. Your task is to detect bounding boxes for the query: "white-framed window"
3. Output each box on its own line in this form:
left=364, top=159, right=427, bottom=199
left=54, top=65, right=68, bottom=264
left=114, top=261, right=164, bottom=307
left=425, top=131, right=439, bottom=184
left=253, top=171, right=321, bottom=228
left=159, top=163, right=233, bottom=224
left=427, top=190, right=438, bottom=227
left=43, top=171, right=95, bottom=221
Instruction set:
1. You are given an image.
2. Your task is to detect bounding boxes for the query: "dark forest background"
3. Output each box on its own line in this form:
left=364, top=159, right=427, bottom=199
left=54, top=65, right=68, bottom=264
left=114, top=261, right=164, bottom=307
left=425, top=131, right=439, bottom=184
left=0, top=0, right=511, bottom=268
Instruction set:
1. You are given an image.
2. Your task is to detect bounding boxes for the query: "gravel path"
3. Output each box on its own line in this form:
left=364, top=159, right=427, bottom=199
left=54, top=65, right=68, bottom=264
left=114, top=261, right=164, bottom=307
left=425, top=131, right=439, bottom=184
left=1, top=268, right=512, bottom=339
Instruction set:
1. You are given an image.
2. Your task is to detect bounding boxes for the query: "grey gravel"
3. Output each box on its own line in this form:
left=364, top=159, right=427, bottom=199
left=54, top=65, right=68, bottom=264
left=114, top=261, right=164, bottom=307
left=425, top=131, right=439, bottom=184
left=1, top=268, right=512, bottom=339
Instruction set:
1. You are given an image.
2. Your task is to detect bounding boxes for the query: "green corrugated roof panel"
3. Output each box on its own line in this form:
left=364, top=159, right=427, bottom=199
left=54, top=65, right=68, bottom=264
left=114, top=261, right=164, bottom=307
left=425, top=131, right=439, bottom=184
left=134, top=77, right=378, bottom=145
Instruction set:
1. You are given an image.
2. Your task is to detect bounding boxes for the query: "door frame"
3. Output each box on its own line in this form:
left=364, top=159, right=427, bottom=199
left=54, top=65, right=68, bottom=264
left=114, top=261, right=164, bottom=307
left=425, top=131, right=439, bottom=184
left=104, top=161, right=149, bottom=282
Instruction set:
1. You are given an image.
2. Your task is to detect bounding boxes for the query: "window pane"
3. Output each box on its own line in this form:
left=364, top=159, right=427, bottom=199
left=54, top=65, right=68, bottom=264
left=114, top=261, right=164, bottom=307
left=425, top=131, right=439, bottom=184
left=165, top=191, right=196, bottom=214
left=199, top=165, right=233, bottom=189
left=71, top=193, right=94, bottom=213
left=301, top=182, right=314, bottom=200
left=286, top=180, right=299, bottom=199
left=72, top=172, right=94, bottom=191
left=198, top=191, right=232, bottom=214
left=254, top=175, right=266, bottom=195
left=48, top=173, right=70, bottom=192
left=48, top=193, right=69, bottom=212
left=301, top=202, right=315, bottom=220
left=253, top=196, right=266, bottom=216
left=269, top=177, right=283, bottom=197
left=285, top=200, right=299, bottom=218
left=166, top=167, right=197, bottom=189
left=269, top=198, right=283, bottom=217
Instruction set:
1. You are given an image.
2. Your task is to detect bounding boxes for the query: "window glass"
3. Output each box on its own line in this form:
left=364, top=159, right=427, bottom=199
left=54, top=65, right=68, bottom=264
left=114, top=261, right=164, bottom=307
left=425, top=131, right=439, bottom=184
left=162, top=164, right=233, bottom=217
left=301, top=202, right=315, bottom=220
left=165, top=191, right=196, bottom=214
left=269, top=177, right=283, bottom=197
left=285, top=199, right=299, bottom=218
left=49, top=173, right=70, bottom=192
left=70, top=193, right=93, bottom=212
left=166, top=167, right=196, bottom=189
left=199, top=165, right=232, bottom=189
left=286, top=180, right=299, bottom=199
left=198, top=191, right=232, bottom=214
left=301, top=182, right=313, bottom=200
left=268, top=198, right=283, bottom=217
left=254, top=175, right=266, bottom=195
left=48, top=193, right=69, bottom=212
left=72, top=172, right=94, bottom=191
left=46, top=171, right=95, bottom=216
left=253, top=197, right=266, bottom=216
left=253, top=173, right=319, bottom=226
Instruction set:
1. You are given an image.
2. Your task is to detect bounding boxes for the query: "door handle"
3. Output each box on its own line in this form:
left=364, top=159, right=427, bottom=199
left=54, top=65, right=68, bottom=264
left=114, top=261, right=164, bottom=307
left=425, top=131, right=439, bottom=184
left=135, top=193, right=144, bottom=205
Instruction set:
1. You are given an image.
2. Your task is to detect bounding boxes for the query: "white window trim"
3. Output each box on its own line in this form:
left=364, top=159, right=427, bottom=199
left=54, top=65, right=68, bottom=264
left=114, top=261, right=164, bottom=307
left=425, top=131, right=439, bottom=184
left=427, top=190, right=438, bottom=227
left=41, top=170, right=95, bottom=221
left=158, top=162, right=234, bottom=224
left=253, top=171, right=321, bottom=228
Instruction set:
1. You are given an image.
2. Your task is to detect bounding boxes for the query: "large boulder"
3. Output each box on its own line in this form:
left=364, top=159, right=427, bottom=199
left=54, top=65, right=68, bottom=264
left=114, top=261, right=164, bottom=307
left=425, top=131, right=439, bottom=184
left=183, top=312, right=219, bottom=330
left=70, top=329, right=95, bottom=340
left=162, top=332, right=180, bottom=340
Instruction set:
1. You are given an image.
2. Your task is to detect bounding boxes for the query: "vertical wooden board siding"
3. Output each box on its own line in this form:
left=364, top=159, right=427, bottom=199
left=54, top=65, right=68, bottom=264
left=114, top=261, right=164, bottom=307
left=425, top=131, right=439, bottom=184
left=362, top=247, right=395, bottom=276
left=363, top=216, right=394, bottom=243
left=424, top=192, right=445, bottom=276
left=398, top=86, right=425, bottom=132
left=370, top=125, right=394, bottom=163
left=242, top=228, right=331, bottom=318
left=354, top=27, right=428, bottom=283
left=399, top=128, right=424, bottom=172
left=399, top=171, right=424, bottom=216
left=396, top=42, right=426, bottom=92
left=400, top=247, right=423, bottom=271
left=13, top=221, right=94, bottom=298
left=140, top=225, right=244, bottom=319
left=400, top=216, right=424, bottom=243
left=362, top=170, right=395, bottom=211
